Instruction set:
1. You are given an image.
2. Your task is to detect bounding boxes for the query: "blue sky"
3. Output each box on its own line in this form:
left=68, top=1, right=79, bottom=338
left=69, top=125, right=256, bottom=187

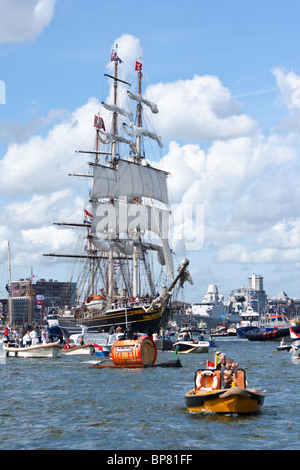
left=1, top=0, right=300, bottom=303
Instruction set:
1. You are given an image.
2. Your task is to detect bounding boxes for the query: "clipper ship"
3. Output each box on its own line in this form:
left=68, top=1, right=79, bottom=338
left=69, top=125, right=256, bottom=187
left=44, top=46, right=192, bottom=334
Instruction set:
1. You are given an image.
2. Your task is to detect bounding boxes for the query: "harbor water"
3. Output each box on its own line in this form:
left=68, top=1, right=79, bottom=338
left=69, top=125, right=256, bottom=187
left=1, top=335, right=299, bottom=451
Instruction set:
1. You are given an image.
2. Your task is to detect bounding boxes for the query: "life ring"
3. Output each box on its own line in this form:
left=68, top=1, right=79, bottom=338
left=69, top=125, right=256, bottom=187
left=196, top=370, right=218, bottom=391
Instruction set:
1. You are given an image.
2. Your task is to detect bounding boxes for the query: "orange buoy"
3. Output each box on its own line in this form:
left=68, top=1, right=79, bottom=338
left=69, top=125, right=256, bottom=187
left=111, top=336, right=157, bottom=367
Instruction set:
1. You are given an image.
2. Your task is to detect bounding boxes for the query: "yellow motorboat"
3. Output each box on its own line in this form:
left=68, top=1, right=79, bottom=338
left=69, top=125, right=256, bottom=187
left=185, top=369, right=265, bottom=414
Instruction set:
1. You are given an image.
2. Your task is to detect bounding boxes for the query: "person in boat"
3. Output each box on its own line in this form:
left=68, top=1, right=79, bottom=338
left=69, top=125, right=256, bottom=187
left=183, top=332, right=190, bottom=341
left=216, top=353, right=226, bottom=370
left=23, top=330, right=32, bottom=347
left=152, top=332, right=158, bottom=342
left=223, top=370, right=235, bottom=389
left=45, top=322, right=50, bottom=342
left=30, top=328, right=39, bottom=345
left=221, top=358, right=238, bottom=388
left=199, top=332, right=206, bottom=341
left=41, top=328, right=47, bottom=344
left=80, top=336, right=84, bottom=346
left=3, top=326, right=9, bottom=342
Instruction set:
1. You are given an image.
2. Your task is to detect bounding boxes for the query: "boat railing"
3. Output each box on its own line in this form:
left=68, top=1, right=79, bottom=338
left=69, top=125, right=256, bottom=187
left=110, top=297, right=153, bottom=310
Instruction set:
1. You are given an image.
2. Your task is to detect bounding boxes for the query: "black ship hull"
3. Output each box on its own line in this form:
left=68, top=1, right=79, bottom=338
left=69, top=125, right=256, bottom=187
left=57, top=304, right=170, bottom=334
left=245, top=325, right=300, bottom=341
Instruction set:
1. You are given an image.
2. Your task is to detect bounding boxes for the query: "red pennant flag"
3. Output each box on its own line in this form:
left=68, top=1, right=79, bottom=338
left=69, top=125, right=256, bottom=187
left=135, top=61, right=142, bottom=71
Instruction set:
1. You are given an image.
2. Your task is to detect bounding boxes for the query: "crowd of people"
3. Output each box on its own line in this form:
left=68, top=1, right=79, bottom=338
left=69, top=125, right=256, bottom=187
left=2, top=323, right=58, bottom=348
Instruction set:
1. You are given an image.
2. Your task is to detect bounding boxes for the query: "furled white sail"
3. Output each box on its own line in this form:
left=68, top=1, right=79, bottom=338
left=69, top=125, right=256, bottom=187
left=90, top=235, right=111, bottom=252
left=91, top=160, right=169, bottom=205
left=90, top=233, right=171, bottom=272
left=101, top=101, right=133, bottom=122
left=160, top=238, right=174, bottom=280
left=123, top=122, right=163, bottom=148
left=97, top=130, right=136, bottom=154
left=127, top=90, right=159, bottom=114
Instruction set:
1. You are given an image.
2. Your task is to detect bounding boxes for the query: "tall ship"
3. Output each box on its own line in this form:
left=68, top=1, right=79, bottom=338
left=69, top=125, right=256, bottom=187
left=44, top=46, right=192, bottom=334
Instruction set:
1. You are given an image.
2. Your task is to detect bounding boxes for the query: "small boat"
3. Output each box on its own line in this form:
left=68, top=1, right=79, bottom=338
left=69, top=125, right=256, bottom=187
left=210, top=325, right=229, bottom=337
left=3, top=341, right=62, bottom=358
left=185, top=368, right=265, bottom=414
left=61, top=334, right=95, bottom=356
left=94, top=332, right=124, bottom=357
left=277, top=343, right=291, bottom=351
left=172, top=328, right=210, bottom=353
left=226, top=326, right=237, bottom=336
left=277, top=338, right=292, bottom=351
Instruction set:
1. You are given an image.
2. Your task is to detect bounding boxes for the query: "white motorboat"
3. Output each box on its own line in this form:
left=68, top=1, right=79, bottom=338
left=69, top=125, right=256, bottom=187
left=172, top=328, right=210, bottom=353
left=3, top=341, right=62, bottom=358
left=61, top=334, right=95, bottom=356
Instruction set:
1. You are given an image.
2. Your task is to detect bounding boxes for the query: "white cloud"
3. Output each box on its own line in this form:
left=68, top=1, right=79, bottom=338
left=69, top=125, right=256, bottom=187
left=0, top=0, right=56, bottom=43
left=0, top=98, right=99, bottom=197
left=273, top=67, right=300, bottom=111
left=149, top=74, right=259, bottom=141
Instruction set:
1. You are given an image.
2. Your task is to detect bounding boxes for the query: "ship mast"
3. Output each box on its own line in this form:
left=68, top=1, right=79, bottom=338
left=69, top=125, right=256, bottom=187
left=108, top=46, right=120, bottom=303
left=8, top=241, right=12, bottom=325
left=135, top=66, right=142, bottom=162
left=132, top=60, right=143, bottom=297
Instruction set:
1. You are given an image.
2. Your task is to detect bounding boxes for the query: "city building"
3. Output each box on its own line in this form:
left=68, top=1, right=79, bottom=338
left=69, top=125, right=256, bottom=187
left=229, top=274, right=268, bottom=314
left=7, top=278, right=77, bottom=326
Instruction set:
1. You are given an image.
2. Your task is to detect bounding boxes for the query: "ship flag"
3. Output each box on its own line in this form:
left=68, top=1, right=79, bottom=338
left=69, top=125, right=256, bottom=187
left=111, top=48, right=123, bottom=63
left=290, top=327, right=300, bottom=340
left=94, top=115, right=105, bottom=130
left=135, top=61, right=142, bottom=71
left=84, top=209, right=92, bottom=225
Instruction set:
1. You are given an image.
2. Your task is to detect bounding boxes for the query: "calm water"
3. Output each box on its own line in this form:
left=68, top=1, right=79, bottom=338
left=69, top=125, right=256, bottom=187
left=1, top=336, right=299, bottom=451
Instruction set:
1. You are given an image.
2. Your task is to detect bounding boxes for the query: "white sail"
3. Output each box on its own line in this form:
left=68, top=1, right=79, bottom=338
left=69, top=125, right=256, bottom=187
left=91, top=159, right=169, bottom=205
left=91, top=200, right=170, bottom=239
left=127, top=90, right=159, bottom=114
left=123, top=122, right=163, bottom=148
left=91, top=235, right=111, bottom=252
left=97, top=130, right=136, bottom=154
left=160, top=238, right=174, bottom=280
left=101, top=101, right=133, bottom=121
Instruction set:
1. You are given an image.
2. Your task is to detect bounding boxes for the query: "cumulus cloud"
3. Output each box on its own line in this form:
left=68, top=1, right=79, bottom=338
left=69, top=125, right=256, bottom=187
left=0, top=0, right=56, bottom=43
left=149, top=75, right=259, bottom=141
left=0, top=98, right=100, bottom=197
left=273, top=67, right=300, bottom=111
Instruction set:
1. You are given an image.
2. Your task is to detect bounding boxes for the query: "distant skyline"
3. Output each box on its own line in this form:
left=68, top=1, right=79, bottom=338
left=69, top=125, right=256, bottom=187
left=1, top=1, right=300, bottom=302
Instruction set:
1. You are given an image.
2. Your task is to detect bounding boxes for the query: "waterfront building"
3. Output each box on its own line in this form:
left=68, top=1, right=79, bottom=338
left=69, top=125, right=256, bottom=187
left=229, top=274, right=268, bottom=314
left=8, top=278, right=77, bottom=326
